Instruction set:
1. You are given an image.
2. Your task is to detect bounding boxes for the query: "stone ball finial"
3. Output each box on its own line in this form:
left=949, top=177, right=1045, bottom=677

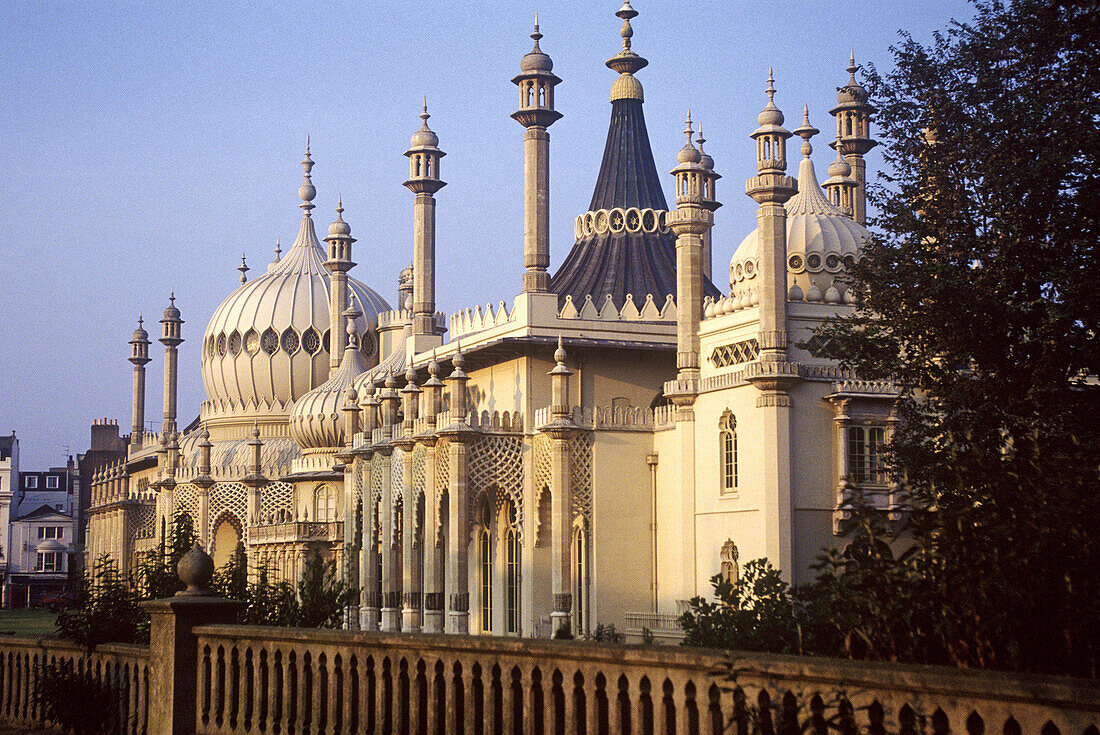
left=176, top=541, right=215, bottom=596
left=405, top=366, right=418, bottom=385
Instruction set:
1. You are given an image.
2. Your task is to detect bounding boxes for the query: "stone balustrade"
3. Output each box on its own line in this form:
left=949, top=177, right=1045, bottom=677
left=191, top=625, right=1099, bottom=735
left=0, top=637, right=152, bottom=734
left=249, top=520, right=343, bottom=544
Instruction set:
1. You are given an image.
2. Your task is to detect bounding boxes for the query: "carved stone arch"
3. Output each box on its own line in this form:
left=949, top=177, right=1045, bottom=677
left=720, top=539, right=739, bottom=585
left=210, top=510, right=244, bottom=569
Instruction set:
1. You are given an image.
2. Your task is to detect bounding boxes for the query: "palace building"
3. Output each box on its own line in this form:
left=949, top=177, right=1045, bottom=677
left=86, top=2, right=894, bottom=639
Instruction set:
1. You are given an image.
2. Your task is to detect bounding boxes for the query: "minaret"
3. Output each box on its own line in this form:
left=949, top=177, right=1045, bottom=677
left=667, top=114, right=713, bottom=383
left=823, top=134, right=858, bottom=217
left=512, top=16, right=562, bottom=294
left=829, top=52, right=876, bottom=225
left=159, top=292, right=184, bottom=434
left=324, top=197, right=357, bottom=374
left=404, top=102, right=446, bottom=346
left=128, top=315, right=151, bottom=450
left=746, top=71, right=797, bottom=362
left=695, top=124, right=722, bottom=282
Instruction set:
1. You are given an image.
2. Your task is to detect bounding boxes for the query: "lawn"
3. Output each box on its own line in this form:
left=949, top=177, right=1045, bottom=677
left=0, top=609, right=58, bottom=638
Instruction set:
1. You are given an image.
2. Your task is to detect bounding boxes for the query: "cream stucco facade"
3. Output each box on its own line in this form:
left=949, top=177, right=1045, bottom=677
left=85, top=3, right=895, bottom=640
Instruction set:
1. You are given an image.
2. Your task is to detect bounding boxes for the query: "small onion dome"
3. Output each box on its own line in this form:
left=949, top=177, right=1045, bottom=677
left=827, top=145, right=852, bottom=178
left=824, top=282, right=842, bottom=303
left=163, top=292, right=181, bottom=321
left=289, top=319, right=369, bottom=452
left=806, top=279, right=823, bottom=302
left=757, top=69, right=784, bottom=127
left=837, top=53, right=869, bottom=106
left=696, top=128, right=714, bottom=171
left=328, top=197, right=351, bottom=238
left=788, top=281, right=804, bottom=301
left=520, top=20, right=554, bottom=73
left=131, top=315, right=149, bottom=342
left=410, top=104, right=440, bottom=148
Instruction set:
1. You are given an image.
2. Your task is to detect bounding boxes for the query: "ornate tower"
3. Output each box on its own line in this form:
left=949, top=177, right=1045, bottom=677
left=746, top=71, right=797, bottom=363
left=159, top=292, right=184, bottom=435
left=512, top=17, right=561, bottom=294
left=404, top=102, right=446, bottom=345
left=696, top=125, right=721, bottom=282
left=324, top=197, right=356, bottom=374
left=667, top=114, right=714, bottom=383
left=128, top=315, right=151, bottom=450
left=830, top=52, right=876, bottom=225
left=823, top=134, right=858, bottom=217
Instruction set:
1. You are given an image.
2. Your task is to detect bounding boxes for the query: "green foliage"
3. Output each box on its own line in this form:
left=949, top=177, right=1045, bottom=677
left=211, top=541, right=249, bottom=600
left=680, top=559, right=801, bottom=654
left=592, top=622, right=621, bottom=643
left=640, top=627, right=655, bottom=646
left=56, top=554, right=147, bottom=647
left=34, top=659, right=119, bottom=735
left=552, top=622, right=574, bottom=640
left=296, top=547, right=356, bottom=628
left=807, top=0, right=1100, bottom=677
left=241, top=565, right=300, bottom=627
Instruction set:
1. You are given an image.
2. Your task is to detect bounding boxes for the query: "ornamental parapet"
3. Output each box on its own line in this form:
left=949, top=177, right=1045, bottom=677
left=573, top=206, right=670, bottom=239
left=249, top=520, right=343, bottom=544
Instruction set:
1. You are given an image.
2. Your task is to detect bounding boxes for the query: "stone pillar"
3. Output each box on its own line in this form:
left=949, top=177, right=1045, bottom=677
left=400, top=444, right=421, bottom=632
left=543, top=338, right=577, bottom=633
left=141, top=544, right=244, bottom=735
left=404, top=104, right=446, bottom=345
left=379, top=449, right=401, bottom=632
left=511, top=21, right=562, bottom=294
left=128, top=317, right=151, bottom=451
left=444, top=439, right=469, bottom=634
left=421, top=438, right=444, bottom=633
left=158, top=294, right=183, bottom=435
left=360, top=457, right=380, bottom=631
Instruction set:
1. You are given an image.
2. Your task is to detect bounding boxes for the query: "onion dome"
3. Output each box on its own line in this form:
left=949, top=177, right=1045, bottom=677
left=409, top=101, right=440, bottom=149
left=202, top=144, right=390, bottom=426
left=696, top=126, right=714, bottom=171
left=130, top=315, right=149, bottom=344
left=757, top=70, right=784, bottom=127
left=290, top=303, right=370, bottom=452
left=328, top=197, right=351, bottom=238
left=836, top=51, right=869, bottom=106
left=520, top=16, right=554, bottom=73
left=676, top=113, right=702, bottom=164
left=827, top=145, right=852, bottom=178
left=730, top=111, right=868, bottom=298
left=162, top=291, right=181, bottom=322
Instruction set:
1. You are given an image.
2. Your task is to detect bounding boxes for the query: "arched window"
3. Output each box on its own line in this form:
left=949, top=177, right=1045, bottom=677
left=720, top=411, right=738, bottom=494
left=720, top=539, right=740, bottom=587
left=504, top=525, right=519, bottom=635
left=478, top=503, right=493, bottom=634
left=313, top=484, right=336, bottom=522
left=571, top=524, right=586, bottom=636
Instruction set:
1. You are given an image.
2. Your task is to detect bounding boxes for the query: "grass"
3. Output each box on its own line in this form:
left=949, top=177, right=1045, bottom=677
left=0, top=609, right=58, bottom=638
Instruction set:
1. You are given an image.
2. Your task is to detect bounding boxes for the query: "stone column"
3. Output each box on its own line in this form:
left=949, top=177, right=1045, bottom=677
left=543, top=338, right=577, bottom=633
left=128, top=317, right=151, bottom=451
left=141, top=544, right=244, bottom=735
left=444, top=439, right=470, bottom=634
left=400, top=444, right=421, bottom=632
left=422, top=438, right=444, bottom=633
left=360, top=456, right=380, bottom=631
left=379, top=448, right=400, bottom=632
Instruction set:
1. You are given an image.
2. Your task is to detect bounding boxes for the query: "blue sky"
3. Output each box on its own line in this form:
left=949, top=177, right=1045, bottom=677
left=0, top=1, right=973, bottom=469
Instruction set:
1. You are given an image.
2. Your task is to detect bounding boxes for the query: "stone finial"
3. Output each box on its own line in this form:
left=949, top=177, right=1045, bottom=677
left=238, top=253, right=249, bottom=284
left=299, top=136, right=316, bottom=214
left=274, top=237, right=282, bottom=262
left=176, top=542, right=215, bottom=596
left=793, top=104, right=819, bottom=158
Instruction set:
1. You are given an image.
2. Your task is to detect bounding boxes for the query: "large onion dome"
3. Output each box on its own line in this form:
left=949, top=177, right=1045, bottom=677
left=730, top=153, right=868, bottom=303
left=201, top=146, right=390, bottom=427
left=290, top=308, right=369, bottom=452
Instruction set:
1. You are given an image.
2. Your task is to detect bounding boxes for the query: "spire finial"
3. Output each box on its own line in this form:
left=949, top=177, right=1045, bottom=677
left=138, top=314, right=143, bottom=328
left=766, top=68, right=776, bottom=103
left=299, top=137, right=316, bottom=214
left=616, top=1, right=638, bottom=51
left=696, top=123, right=706, bottom=153
left=684, top=112, right=695, bottom=147
left=238, top=253, right=249, bottom=284
left=531, top=13, right=543, bottom=47
left=337, top=194, right=344, bottom=216
left=793, top=103, right=818, bottom=157
left=847, top=49, right=858, bottom=84
left=169, top=289, right=175, bottom=305
left=274, top=237, right=282, bottom=262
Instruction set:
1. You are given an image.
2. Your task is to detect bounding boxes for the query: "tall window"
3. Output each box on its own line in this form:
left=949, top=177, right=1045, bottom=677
left=25, top=476, right=37, bottom=489
left=848, top=426, right=886, bottom=484
left=313, top=484, right=336, bottom=522
left=720, top=411, right=738, bottom=494
left=36, top=551, right=62, bottom=572
left=504, top=526, right=519, bottom=635
left=478, top=504, right=493, bottom=634
left=572, top=526, right=586, bottom=636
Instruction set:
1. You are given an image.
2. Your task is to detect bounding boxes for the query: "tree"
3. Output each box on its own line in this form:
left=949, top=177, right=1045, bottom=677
left=211, top=541, right=249, bottom=600
left=816, top=0, right=1100, bottom=676
left=56, top=554, right=147, bottom=647
left=297, top=548, right=356, bottom=628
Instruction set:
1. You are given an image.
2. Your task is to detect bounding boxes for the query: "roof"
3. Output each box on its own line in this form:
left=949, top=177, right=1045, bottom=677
left=550, top=98, right=720, bottom=307
left=15, top=504, right=71, bottom=522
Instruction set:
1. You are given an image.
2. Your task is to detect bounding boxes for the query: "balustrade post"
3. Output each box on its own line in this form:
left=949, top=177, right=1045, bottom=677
left=141, top=543, right=244, bottom=735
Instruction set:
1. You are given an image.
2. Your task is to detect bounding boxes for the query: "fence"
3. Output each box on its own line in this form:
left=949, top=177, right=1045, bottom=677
left=0, top=601, right=1096, bottom=735
left=0, top=637, right=151, bottom=733
left=191, top=625, right=1099, bottom=735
